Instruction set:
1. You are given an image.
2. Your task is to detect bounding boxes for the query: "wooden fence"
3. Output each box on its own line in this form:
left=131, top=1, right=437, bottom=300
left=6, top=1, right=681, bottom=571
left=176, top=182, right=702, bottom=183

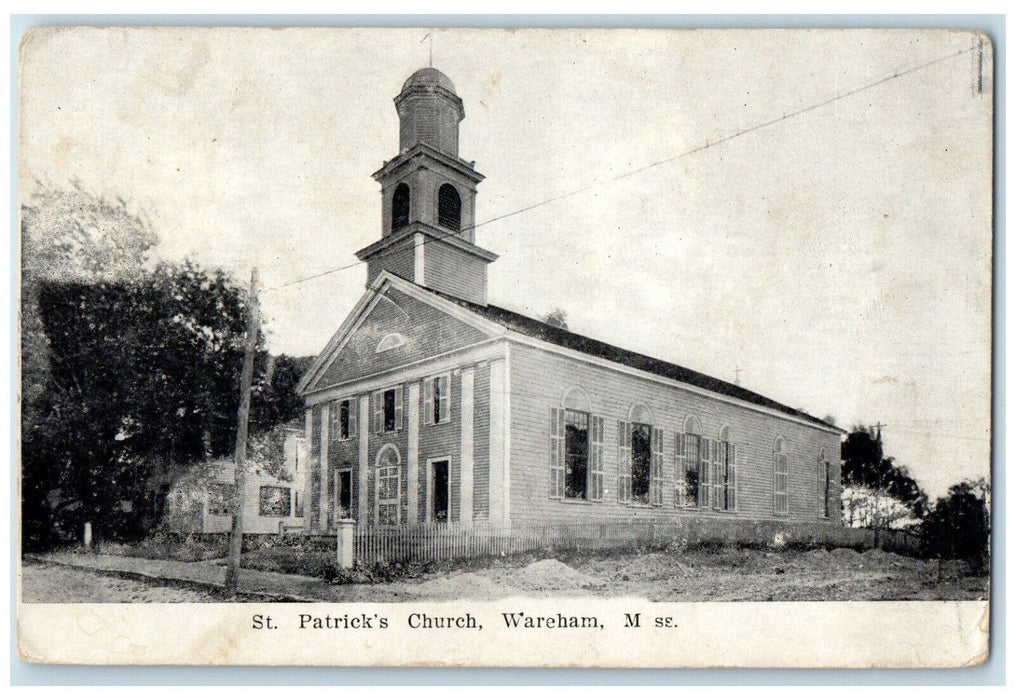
left=356, top=520, right=715, bottom=566
left=353, top=519, right=922, bottom=566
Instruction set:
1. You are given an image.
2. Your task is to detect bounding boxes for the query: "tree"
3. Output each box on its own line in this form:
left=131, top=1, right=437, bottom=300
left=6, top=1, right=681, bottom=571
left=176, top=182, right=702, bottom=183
left=541, top=308, right=569, bottom=330
left=23, top=261, right=266, bottom=546
left=249, top=354, right=314, bottom=435
left=20, top=183, right=158, bottom=548
left=840, top=426, right=928, bottom=532
left=920, top=479, right=990, bottom=573
left=20, top=182, right=158, bottom=410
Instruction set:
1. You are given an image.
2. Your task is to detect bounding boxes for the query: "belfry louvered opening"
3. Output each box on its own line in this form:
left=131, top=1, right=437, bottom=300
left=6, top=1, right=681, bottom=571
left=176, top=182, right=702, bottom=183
left=438, top=183, right=461, bottom=231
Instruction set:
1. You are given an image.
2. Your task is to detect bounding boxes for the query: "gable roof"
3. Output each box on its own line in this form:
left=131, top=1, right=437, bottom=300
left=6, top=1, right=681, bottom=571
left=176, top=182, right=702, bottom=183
left=424, top=285, right=839, bottom=432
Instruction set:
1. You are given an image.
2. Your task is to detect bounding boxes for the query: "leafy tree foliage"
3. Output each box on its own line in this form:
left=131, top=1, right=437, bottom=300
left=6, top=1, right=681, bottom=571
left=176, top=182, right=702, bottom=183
left=20, top=182, right=158, bottom=419
left=22, top=262, right=307, bottom=548
left=840, top=426, right=928, bottom=530
left=920, top=479, right=990, bottom=572
left=541, top=308, right=569, bottom=330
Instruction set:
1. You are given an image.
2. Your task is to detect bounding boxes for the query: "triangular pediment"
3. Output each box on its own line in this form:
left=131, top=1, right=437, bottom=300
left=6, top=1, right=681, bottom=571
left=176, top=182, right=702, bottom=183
left=298, top=272, right=505, bottom=396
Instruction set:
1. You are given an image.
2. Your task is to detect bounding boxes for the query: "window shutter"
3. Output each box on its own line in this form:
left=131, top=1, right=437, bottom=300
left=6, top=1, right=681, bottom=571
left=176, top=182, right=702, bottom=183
left=674, top=433, right=686, bottom=506
left=773, top=451, right=779, bottom=514
left=347, top=399, right=357, bottom=438
left=439, top=375, right=450, bottom=423
left=394, top=386, right=404, bottom=430
left=549, top=408, right=565, bottom=498
left=372, top=391, right=383, bottom=434
left=698, top=438, right=710, bottom=508
left=590, top=416, right=604, bottom=502
left=424, top=379, right=434, bottom=426
left=726, top=442, right=737, bottom=511
left=713, top=440, right=725, bottom=510
left=816, top=455, right=824, bottom=516
left=617, top=420, right=632, bottom=503
left=651, top=428, right=664, bottom=506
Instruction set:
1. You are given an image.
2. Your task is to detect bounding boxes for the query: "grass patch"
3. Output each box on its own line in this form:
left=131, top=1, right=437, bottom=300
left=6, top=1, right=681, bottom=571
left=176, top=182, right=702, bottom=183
left=97, top=533, right=226, bottom=562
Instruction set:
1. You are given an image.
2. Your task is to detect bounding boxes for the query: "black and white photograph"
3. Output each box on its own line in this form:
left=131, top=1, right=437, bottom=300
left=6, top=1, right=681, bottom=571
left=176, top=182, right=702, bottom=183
left=16, top=26, right=992, bottom=667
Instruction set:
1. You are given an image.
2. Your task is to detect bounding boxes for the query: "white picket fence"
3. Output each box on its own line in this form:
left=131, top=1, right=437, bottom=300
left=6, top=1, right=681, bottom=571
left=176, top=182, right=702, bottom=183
left=351, top=518, right=919, bottom=566
left=354, top=520, right=675, bottom=566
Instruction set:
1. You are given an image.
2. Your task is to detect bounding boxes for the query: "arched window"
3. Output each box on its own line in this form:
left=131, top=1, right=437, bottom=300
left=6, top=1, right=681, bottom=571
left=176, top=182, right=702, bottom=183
left=561, top=387, right=591, bottom=413
left=773, top=436, right=789, bottom=516
left=623, top=403, right=656, bottom=505
left=549, top=387, right=603, bottom=503
left=392, top=183, right=410, bottom=232
left=438, top=183, right=461, bottom=231
left=375, top=444, right=402, bottom=525
left=683, top=415, right=702, bottom=435
left=677, top=416, right=703, bottom=507
left=628, top=403, right=654, bottom=425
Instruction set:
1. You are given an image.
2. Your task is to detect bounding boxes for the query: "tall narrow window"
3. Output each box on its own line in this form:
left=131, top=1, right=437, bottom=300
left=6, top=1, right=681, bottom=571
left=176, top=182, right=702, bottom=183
left=392, top=183, right=410, bottom=232
left=678, top=417, right=703, bottom=507
left=774, top=437, right=789, bottom=515
left=424, top=374, right=451, bottom=425
left=564, top=410, right=590, bottom=499
left=429, top=459, right=450, bottom=522
left=550, top=407, right=602, bottom=501
left=631, top=423, right=652, bottom=504
left=336, top=468, right=352, bottom=519
left=373, top=387, right=403, bottom=434
left=330, top=398, right=356, bottom=441
left=438, top=183, right=461, bottom=231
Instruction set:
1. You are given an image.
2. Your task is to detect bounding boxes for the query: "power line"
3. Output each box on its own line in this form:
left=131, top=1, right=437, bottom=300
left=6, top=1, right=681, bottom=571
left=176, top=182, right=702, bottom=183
left=265, top=43, right=975, bottom=294
left=885, top=427, right=991, bottom=444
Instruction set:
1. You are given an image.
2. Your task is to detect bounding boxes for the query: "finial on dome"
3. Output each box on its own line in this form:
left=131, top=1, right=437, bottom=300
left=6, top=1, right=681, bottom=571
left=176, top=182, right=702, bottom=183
left=401, top=67, right=458, bottom=95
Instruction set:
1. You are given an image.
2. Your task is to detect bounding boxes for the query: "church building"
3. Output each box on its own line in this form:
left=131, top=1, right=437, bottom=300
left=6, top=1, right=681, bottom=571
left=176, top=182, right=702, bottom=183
left=297, top=67, right=843, bottom=535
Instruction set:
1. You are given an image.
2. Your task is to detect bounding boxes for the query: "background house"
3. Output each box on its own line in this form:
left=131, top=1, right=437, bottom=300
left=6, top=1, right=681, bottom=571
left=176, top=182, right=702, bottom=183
left=159, top=426, right=306, bottom=535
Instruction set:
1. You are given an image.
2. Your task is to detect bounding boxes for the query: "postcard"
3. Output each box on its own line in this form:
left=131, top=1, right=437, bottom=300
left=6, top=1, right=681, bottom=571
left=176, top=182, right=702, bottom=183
left=16, top=26, right=992, bottom=667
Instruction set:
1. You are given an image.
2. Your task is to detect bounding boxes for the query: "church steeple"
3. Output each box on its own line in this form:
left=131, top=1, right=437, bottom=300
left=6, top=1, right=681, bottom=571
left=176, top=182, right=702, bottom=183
left=356, top=67, right=497, bottom=306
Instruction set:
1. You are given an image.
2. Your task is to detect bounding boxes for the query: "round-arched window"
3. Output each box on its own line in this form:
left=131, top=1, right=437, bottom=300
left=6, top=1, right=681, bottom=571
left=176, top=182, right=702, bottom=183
left=392, top=183, right=410, bottom=232
left=438, top=184, right=461, bottom=231
left=684, top=415, right=702, bottom=435
left=561, top=387, right=591, bottom=413
left=628, top=403, right=653, bottom=425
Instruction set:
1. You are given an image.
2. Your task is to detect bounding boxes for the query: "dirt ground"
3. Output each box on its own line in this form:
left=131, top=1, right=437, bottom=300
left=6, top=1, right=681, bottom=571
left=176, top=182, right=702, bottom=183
left=20, top=547, right=989, bottom=603
left=381, top=547, right=990, bottom=602
left=19, top=561, right=271, bottom=603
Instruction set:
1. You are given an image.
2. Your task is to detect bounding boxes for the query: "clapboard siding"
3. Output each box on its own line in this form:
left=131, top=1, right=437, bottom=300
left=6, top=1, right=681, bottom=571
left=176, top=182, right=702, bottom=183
left=508, top=343, right=841, bottom=527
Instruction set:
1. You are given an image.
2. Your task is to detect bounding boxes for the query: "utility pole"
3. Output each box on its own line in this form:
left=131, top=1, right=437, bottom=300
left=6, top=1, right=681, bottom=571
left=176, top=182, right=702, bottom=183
left=225, top=267, right=260, bottom=596
left=872, top=422, right=886, bottom=547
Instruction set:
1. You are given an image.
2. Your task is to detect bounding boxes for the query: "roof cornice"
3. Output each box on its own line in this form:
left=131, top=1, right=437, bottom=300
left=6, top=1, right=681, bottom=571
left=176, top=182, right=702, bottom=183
left=354, top=222, right=499, bottom=263
left=372, top=143, right=484, bottom=185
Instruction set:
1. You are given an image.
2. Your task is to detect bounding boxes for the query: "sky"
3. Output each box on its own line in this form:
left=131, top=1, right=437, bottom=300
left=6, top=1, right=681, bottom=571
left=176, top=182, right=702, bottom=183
left=18, top=27, right=993, bottom=499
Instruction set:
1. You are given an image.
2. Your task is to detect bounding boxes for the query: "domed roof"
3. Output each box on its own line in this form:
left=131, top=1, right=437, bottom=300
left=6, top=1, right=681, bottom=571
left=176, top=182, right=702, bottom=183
left=402, top=67, right=457, bottom=94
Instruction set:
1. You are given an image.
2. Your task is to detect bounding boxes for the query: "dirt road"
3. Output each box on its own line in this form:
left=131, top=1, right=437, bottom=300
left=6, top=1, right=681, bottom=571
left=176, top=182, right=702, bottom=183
left=21, top=547, right=989, bottom=603
left=19, top=561, right=276, bottom=603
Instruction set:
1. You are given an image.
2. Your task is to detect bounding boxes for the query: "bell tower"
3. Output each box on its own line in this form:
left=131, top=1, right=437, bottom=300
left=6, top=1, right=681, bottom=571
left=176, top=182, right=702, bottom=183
left=356, top=67, right=497, bottom=306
